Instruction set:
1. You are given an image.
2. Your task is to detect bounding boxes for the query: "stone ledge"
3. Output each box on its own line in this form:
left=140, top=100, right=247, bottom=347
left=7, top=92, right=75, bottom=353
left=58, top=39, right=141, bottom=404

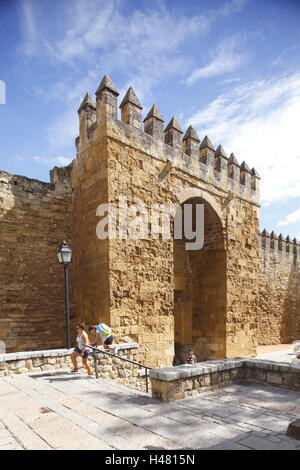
left=0, top=349, right=73, bottom=363
left=96, top=343, right=139, bottom=352
left=150, top=358, right=300, bottom=382
left=0, top=343, right=139, bottom=363
left=244, top=359, right=296, bottom=372
left=150, top=358, right=245, bottom=381
left=150, top=357, right=300, bottom=401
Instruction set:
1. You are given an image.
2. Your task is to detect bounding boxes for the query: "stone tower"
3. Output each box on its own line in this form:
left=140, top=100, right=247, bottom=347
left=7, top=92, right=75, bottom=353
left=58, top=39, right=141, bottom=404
left=73, top=75, right=261, bottom=368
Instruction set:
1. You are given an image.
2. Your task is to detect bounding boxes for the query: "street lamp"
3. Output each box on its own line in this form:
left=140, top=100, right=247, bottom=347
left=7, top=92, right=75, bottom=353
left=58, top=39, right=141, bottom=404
left=57, top=240, right=72, bottom=349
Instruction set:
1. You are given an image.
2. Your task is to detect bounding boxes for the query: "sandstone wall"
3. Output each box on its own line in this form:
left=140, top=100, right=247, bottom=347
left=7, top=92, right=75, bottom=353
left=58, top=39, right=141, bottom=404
left=258, top=233, right=300, bottom=344
left=0, top=166, right=74, bottom=352
left=225, top=196, right=260, bottom=357
left=73, top=76, right=261, bottom=369
left=107, top=133, right=175, bottom=368
left=72, top=102, right=110, bottom=330
left=104, top=117, right=260, bottom=365
left=2, top=74, right=299, bottom=361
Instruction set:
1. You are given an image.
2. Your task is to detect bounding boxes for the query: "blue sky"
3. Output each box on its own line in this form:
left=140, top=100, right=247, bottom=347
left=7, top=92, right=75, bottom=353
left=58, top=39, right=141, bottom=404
left=1, top=0, right=300, bottom=239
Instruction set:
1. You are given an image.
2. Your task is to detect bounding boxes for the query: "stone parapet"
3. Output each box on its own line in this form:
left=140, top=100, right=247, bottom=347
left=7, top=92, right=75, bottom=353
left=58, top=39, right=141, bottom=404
left=0, top=344, right=149, bottom=392
left=150, top=358, right=300, bottom=401
left=0, top=348, right=73, bottom=362
left=76, top=76, right=260, bottom=206
left=0, top=170, right=53, bottom=195
left=0, top=165, right=73, bottom=198
left=259, top=230, right=300, bottom=257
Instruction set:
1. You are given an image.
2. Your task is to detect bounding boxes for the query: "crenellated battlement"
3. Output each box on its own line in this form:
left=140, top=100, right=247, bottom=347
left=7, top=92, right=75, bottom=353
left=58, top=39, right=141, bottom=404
left=0, top=165, right=72, bottom=197
left=259, top=229, right=300, bottom=258
left=76, top=75, right=260, bottom=206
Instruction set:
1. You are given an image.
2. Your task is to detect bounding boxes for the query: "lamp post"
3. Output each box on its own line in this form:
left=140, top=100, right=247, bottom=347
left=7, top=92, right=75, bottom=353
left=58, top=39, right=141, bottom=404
left=57, top=240, right=72, bottom=349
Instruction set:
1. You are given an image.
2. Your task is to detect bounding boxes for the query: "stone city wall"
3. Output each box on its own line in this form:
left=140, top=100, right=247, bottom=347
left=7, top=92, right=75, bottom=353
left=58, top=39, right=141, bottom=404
left=0, top=343, right=150, bottom=392
left=150, top=358, right=300, bottom=402
left=1, top=73, right=300, bottom=361
left=0, top=166, right=75, bottom=353
left=258, top=231, right=300, bottom=344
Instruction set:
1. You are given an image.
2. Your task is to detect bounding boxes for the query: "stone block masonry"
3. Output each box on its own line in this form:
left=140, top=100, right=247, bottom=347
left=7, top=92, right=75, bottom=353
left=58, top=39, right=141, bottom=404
left=0, top=166, right=75, bottom=353
left=0, top=343, right=149, bottom=392
left=150, top=358, right=300, bottom=401
left=0, top=73, right=299, bottom=363
left=74, top=74, right=261, bottom=367
left=258, top=231, right=300, bottom=344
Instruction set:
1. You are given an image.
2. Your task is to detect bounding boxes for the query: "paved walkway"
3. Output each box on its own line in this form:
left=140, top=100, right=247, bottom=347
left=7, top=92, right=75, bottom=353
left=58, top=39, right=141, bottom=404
left=256, top=344, right=299, bottom=364
left=0, top=370, right=300, bottom=450
left=257, top=344, right=294, bottom=354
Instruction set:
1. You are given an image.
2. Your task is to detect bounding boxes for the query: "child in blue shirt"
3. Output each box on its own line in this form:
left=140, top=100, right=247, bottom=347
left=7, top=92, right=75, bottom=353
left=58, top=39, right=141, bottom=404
left=89, top=323, right=119, bottom=353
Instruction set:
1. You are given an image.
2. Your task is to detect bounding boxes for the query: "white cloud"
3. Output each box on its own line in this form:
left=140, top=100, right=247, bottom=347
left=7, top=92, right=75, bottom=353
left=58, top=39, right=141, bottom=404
left=19, top=0, right=248, bottom=100
left=18, top=0, right=248, bottom=153
left=33, top=155, right=72, bottom=166
left=46, top=109, right=78, bottom=149
left=20, top=0, right=209, bottom=67
left=19, top=0, right=38, bottom=56
left=0, top=80, right=6, bottom=104
left=187, top=71, right=300, bottom=204
left=278, top=207, right=300, bottom=227
left=218, top=0, right=247, bottom=16
left=222, top=77, right=241, bottom=84
left=206, top=0, right=247, bottom=22
left=185, top=37, right=247, bottom=85
left=19, top=0, right=212, bottom=149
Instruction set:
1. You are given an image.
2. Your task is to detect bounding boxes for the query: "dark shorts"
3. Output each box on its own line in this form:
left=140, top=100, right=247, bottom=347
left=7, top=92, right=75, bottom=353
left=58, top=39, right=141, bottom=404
left=104, top=335, right=113, bottom=346
left=74, top=347, right=90, bottom=358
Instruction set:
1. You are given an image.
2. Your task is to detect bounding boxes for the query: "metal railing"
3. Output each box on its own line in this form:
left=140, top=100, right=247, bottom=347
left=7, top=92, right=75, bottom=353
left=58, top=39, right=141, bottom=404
left=84, top=344, right=152, bottom=393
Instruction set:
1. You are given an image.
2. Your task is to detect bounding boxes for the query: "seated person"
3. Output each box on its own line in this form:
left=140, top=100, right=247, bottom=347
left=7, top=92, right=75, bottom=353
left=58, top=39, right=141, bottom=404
left=185, top=349, right=197, bottom=364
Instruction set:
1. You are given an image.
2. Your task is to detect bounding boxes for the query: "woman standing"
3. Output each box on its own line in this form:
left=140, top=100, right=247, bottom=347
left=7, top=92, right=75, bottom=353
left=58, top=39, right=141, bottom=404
left=70, top=323, right=92, bottom=375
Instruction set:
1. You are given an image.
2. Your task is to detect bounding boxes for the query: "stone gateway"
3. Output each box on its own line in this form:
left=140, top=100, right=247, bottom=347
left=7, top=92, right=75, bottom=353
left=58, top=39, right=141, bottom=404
left=0, top=75, right=299, bottom=367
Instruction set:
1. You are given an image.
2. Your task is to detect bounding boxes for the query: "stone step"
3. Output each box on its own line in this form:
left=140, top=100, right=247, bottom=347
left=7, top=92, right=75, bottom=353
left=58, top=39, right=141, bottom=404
left=32, top=369, right=150, bottom=398
left=33, top=372, right=156, bottom=420
left=23, top=372, right=186, bottom=433
left=2, top=375, right=137, bottom=450
left=3, top=373, right=180, bottom=450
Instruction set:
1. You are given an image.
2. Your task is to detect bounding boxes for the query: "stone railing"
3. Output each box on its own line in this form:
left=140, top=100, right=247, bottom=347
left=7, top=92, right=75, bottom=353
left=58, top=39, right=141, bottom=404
left=0, top=343, right=149, bottom=392
left=150, top=358, right=300, bottom=402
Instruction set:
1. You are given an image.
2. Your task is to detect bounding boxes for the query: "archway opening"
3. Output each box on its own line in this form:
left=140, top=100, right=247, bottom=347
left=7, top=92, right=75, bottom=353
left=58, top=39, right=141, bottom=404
left=173, top=196, right=226, bottom=364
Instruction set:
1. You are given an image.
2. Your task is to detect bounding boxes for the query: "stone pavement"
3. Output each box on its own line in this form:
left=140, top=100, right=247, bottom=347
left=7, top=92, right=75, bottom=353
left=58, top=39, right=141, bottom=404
left=0, top=421, right=23, bottom=450
left=256, top=346, right=298, bottom=364
left=0, top=370, right=299, bottom=450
